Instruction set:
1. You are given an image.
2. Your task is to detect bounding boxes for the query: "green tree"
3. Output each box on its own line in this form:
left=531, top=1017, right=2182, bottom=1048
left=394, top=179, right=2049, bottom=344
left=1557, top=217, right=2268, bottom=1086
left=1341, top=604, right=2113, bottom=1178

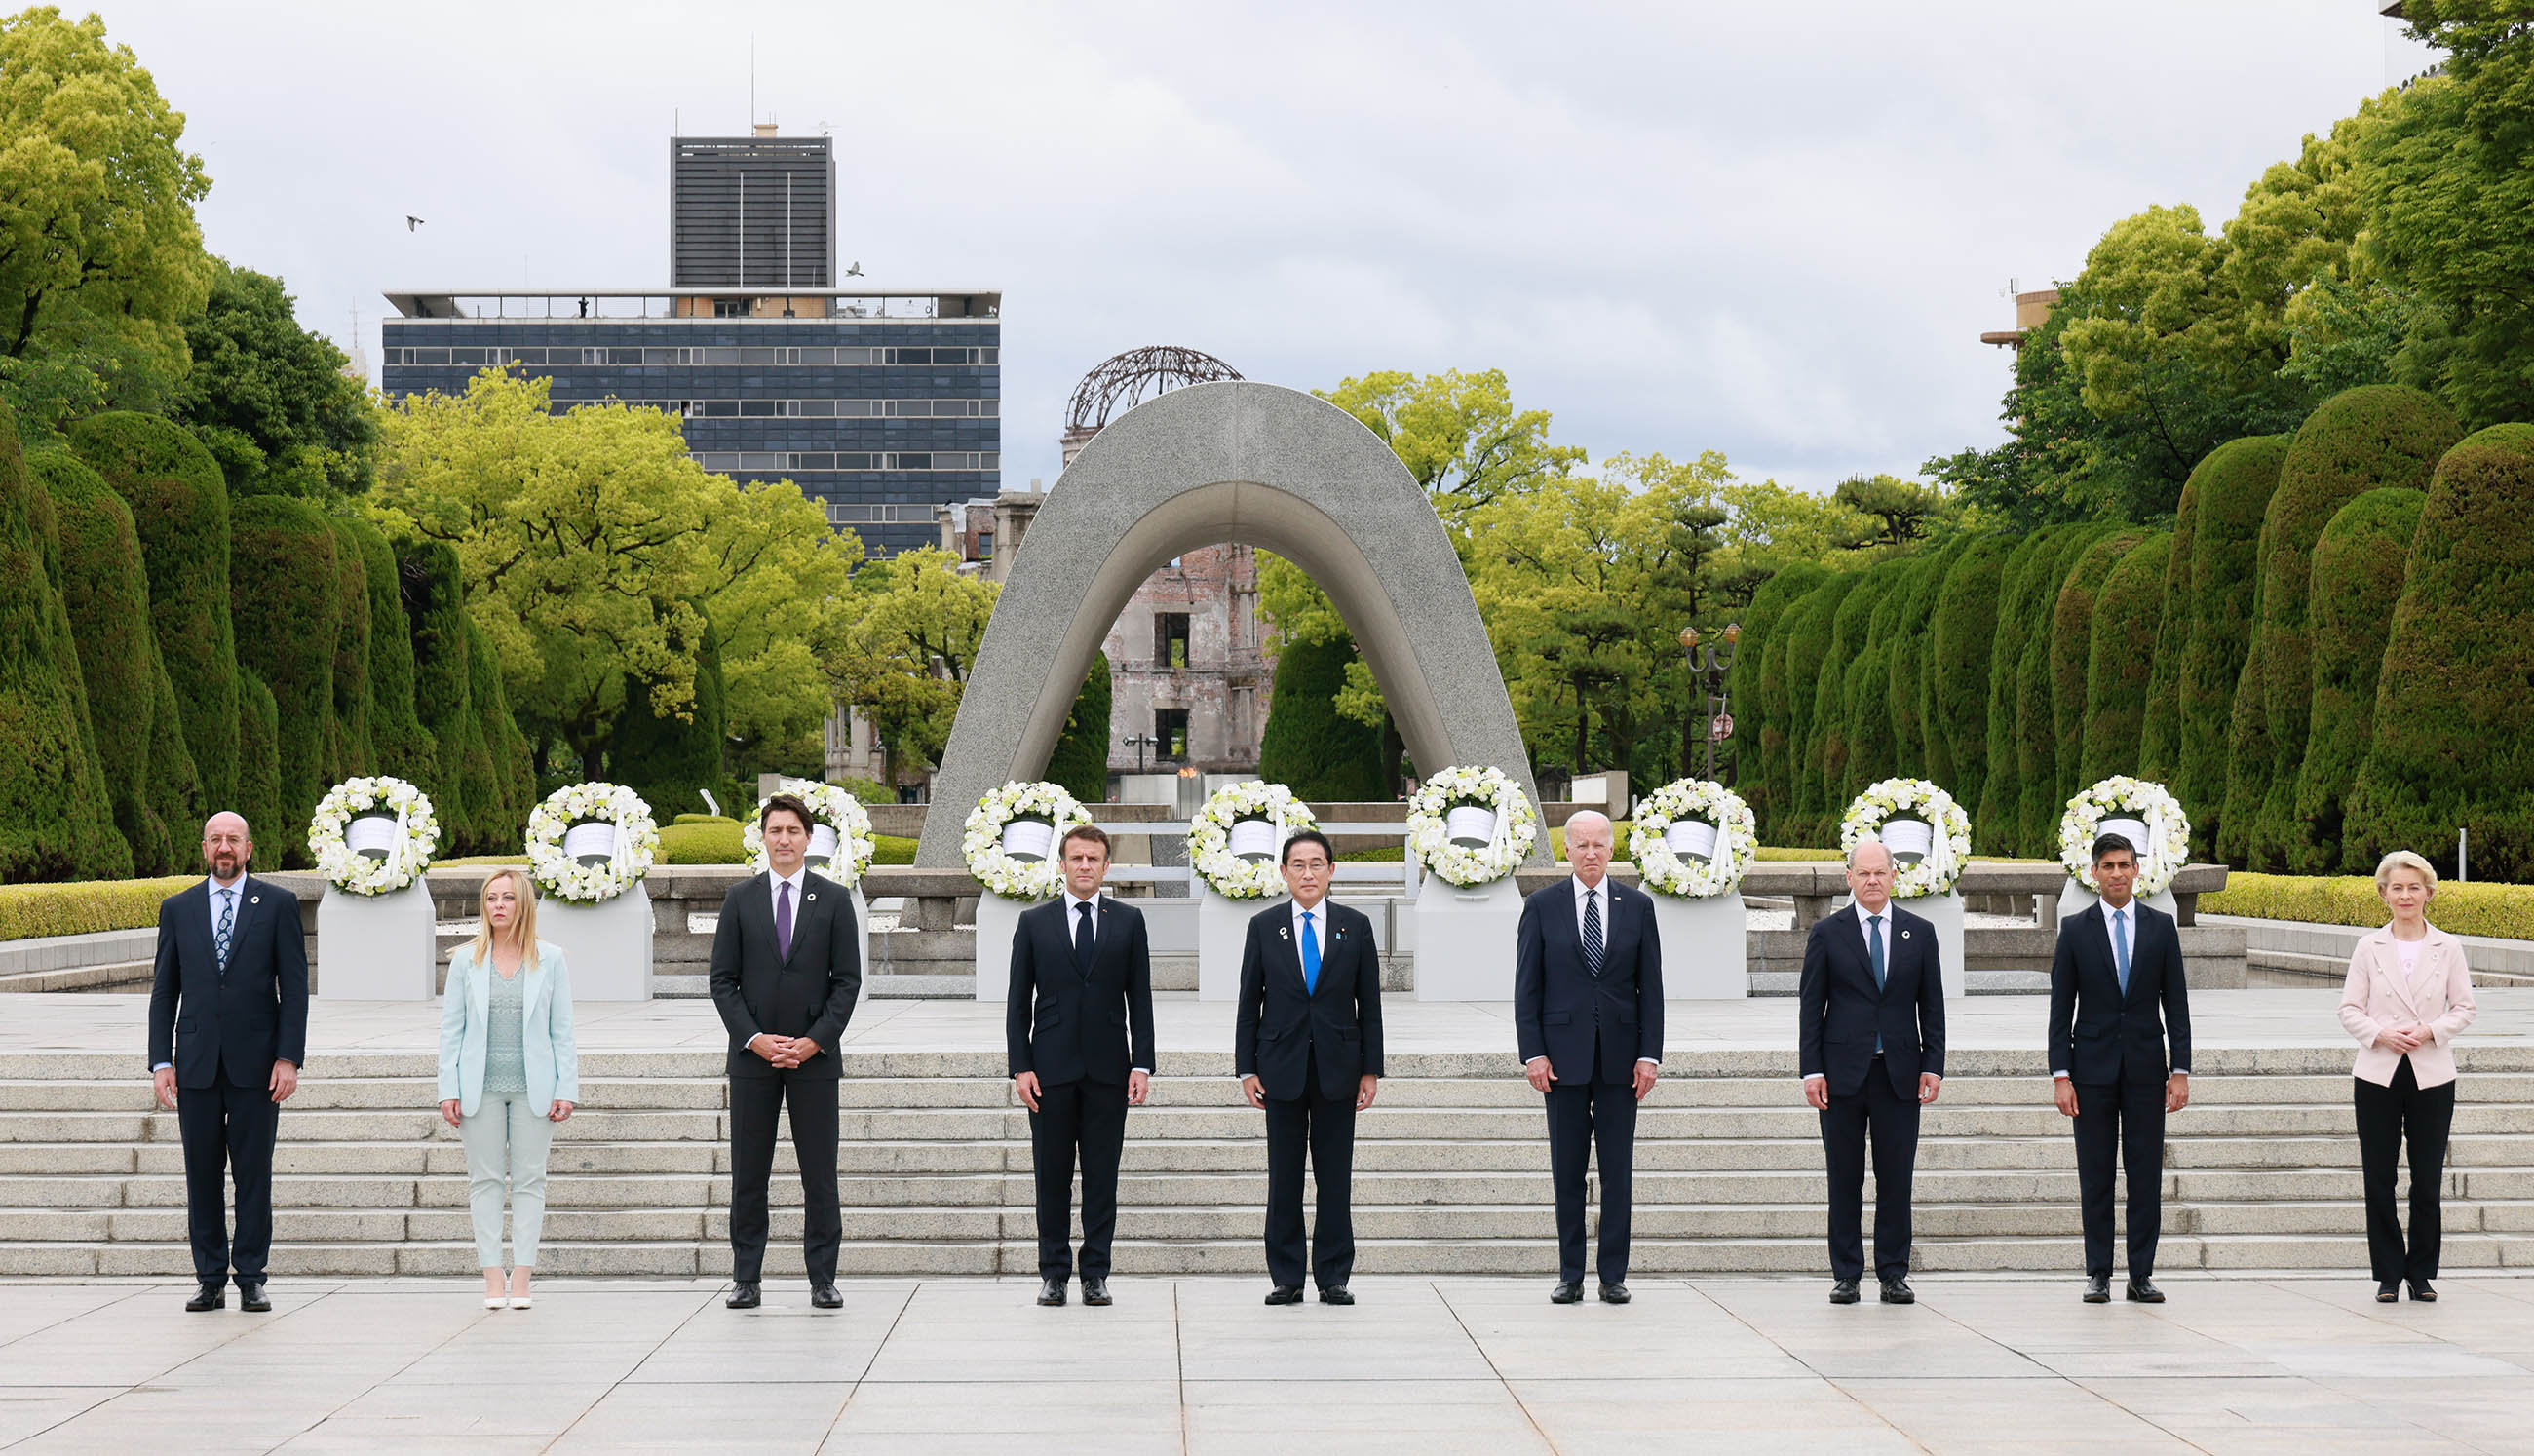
left=229, top=495, right=340, bottom=863
left=1777, top=574, right=1862, bottom=845
left=2288, top=487, right=2425, bottom=873
left=1977, top=528, right=2066, bottom=848
left=2346, top=427, right=2534, bottom=878
left=1318, top=367, right=1587, bottom=529
left=2079, top=532, right=2173, bottom=785
left=1811, top=569, right=1896, bottom=831
left=233, top=668, right=283, bottom=862
left=1927, top=536, right=2014, bottom=806
left=344, top=517, right=438, bottom=799
left=611, top=613, right=726, bottom=824
left=1841, top=556, right=1927, bottom=799
left=823, top=546, right=997, bottom=784
left=2017, top=525, right=2118, bottom=854
left=1044, top=651, right=1112, bottom=804
left=1831, top=474, right=1954, bottom=549
left=66, top=410, right=238, bottom=810
left=173, top=260, right=375, bottom=498
left=2175, top=434, right=2289, bottom=855
left=1731, top=561, right=1829, bottom=827
left=2133, top=472, right=2200, bottom=785
left=322, top=516, right=372, bottom=781
left=1885, top=539, right=1963, bottom=779
left=694, top=477, right=864, bottom=783
left=1256, top=633, right=1387, bottom=801
left=0, top=9, right=212, bottom=438
left=397, top=536, right=474, bottom=839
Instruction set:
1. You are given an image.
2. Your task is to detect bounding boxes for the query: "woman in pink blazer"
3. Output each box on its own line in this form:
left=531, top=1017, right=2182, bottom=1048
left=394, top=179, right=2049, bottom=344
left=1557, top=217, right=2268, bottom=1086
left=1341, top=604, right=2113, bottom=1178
left=2339, top=849, right=2477, bottom=1304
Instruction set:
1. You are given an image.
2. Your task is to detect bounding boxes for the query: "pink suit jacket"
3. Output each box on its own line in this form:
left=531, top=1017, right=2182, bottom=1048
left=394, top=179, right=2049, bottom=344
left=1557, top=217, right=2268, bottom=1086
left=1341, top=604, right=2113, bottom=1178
left=2339, top=926, right=2477, bottom=1089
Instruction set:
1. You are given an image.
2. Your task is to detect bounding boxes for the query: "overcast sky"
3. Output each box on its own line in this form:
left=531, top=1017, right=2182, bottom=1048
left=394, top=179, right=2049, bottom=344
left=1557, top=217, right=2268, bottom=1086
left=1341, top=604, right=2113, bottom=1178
left=96, top=0, right=2438, bottom=495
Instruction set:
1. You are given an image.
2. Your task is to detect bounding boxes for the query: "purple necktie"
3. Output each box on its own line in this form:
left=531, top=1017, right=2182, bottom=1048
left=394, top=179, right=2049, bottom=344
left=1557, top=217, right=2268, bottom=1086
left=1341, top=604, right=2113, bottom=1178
left=776, top=880, right=794, bottom=963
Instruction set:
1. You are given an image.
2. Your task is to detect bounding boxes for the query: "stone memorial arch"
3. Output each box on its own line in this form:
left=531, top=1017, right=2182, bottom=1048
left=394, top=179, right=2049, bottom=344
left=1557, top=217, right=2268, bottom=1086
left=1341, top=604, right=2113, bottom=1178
left=915, top=380, right=1540, bottom=865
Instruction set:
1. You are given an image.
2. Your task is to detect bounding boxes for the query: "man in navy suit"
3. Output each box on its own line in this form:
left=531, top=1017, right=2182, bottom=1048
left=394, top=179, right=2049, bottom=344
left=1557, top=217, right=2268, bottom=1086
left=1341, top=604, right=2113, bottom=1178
left=1236, top=829, right=1383, bottom=1306
left=1008, top=824, right=1155, bottom=1308
left=2049, top=832, right=2192, bottom=1304
left=147, top=812, right=309, bottom=1313
left=1515, top=810, right=1663, bottom=1305
left=1799, top=838, right=1945, bottom=1306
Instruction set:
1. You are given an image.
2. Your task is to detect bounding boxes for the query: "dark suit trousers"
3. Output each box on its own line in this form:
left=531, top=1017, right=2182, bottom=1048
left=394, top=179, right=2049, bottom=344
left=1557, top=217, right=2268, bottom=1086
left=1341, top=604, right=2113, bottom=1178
left=728, top=1069, right=841, bottom=1284
left=2074, top=1079, right=2166, bottom=1280
left=175, top=1054, right=279, bottom=1285
left=1030, top=1078, right=1129, bottom=1281
left=2355, top=1057, right=2456, bottom=1284
left=1264, top=1050, right=1358, bottom=1290
left=1545, top=1051, right=1637, bottom=1285
left=1821, top=1055, right=1920, bottom=1284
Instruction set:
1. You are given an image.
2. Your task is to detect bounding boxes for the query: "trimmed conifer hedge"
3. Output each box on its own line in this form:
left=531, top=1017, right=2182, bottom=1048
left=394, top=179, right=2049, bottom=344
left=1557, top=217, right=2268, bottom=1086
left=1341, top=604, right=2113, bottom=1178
left=2134, top=476, right=2198, bottom=785
left=229, top=496, right=341, bottom=866
left=233, top=669, right=285, bottom=862
left=1977, top=529, right=2062, bottom=851
left=398, top=538, right=475, bottom=841
left=1044, top=651, right=1113, bottom=804
left=323, top=517, right=374, bottom=781
left=610, top=616, right=727, bottom=827
left=1842, top=556, right=1922, bottom=800
left=1256, top=634, right=1386, bottom=801
left=2190, top=436, right=2293, bottom=861
left=1812, top=570, right=1891, bottom=831
left=2242, top=385, right=2460, bottom=869
left=2079, top=532, right=2172, bottom=785
left=2016, top=525, right=2113, bottom=856
left=2346, top=426, right=2534, bottom=880
left=2050, top=529, right=2145, bottom=820
left=68, top=412, right=242, bottom=812
left=345, top=518, right=438, bottom=799
left=1780, top=573, right=1862, bottom=845
left=1885, top=541, right=1958, bottom=780
left=1735, top=562, right=1829, bottom=838
left=464, top=615, right=533, bottom=850
left=1927, top=535, right=2013, bottom=813
left=145, top=649, right=204, bottom=863
left=2286, top=487, right=2425, bottom=874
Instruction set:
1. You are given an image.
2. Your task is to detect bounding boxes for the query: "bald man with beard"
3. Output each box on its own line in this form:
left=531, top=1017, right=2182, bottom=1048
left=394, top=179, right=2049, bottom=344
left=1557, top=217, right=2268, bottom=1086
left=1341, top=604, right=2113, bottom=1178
left=1515, top=811, right=1664, bottom=1305
left=148, top=813, right=309, bottom=1313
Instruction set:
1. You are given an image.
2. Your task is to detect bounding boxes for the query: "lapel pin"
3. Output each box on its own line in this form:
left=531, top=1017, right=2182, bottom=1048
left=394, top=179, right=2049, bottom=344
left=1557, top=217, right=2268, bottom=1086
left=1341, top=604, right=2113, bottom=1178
left=806, top=893, right=817, bottom=902
left=1279, top=926, right=1291, bottom=941
left=250, top=896, right=261, bottom=905
left=1900, top=929, right=1910, bottom=939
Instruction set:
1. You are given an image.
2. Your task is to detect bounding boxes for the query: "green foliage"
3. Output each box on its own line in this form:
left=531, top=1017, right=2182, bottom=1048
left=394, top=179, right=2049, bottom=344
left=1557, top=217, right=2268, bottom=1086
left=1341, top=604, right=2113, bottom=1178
left=0, top=10, right=212, bottom=437
left=1927, top=536, right=2014, bottom=808
left=2286, top=487, right=2425, bottom=874
left=2240, top=385, right=2461, bottom=868
left=0, top=874, right=195, bottom=939
left=2016, top=526, right=2115, bottom=854
left=2176, top=435, right=2289, bottom=854
left=1977, top=529, right=2064, bottom=849
left=143, top=643, right=201, bottom=866
left=29, top=449, right=174, bottom=872
left=466, top=615, right=533, bottom=851
left=1044, top=651, right=1112, bottom=804
left=1728, top=562, right=1827, bottom=833
left=823, top=546, right=996, bottom=782
left=344, top=517, right=436, bottom=797
left=232, top=668, right=283, bottom=862
left=2204, top=873, right=2534, bottom=937
left=2079, top=533, right=2173, bottom=785
left=1884, top=540, right=1961, bottom=780
left=396, top=536, right=473, bottom=837
left=1777, top=574, right=1862, bottom=844
left=321, top=517, right=372, bottom=781
left=2346, top=427, right=2534, bottom=879
left=610, top=613, right=727, bottom=826
left=2051, top=529, right=2146, bottom=817
left=655, top=820, right=744, bottom=864
left=1257, top=634, right=1387, bottom=801
left=173, top=260, right=376, bottom=497
left=2133, top=475, right=2199, bottom=784
left=228, top=495, right=340, bottom=864
left=1841, top=557, right=1924, bottom=799
left=1317, top=368, right=1588, bottom=529
left=1811, top=570, right=1894, bottom=828
left=68, top=410, right=238, bottom=808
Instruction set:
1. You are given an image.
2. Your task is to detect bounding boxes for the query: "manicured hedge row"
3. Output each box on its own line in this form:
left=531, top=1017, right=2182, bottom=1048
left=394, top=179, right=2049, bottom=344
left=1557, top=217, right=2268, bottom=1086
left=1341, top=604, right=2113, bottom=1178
left=2287, top=487, right=2424, bottom=874
left=2203, top=873, right=2534, bottom=942
left=230, top=495, right=342, bottom=865
left=2080, top=532, right=2171, bottom=785
left=2177, top=434, right=2288, bottom=857
left=0, top=877, right=198, bottom=941
left=651, top=823, right=918, bottom=866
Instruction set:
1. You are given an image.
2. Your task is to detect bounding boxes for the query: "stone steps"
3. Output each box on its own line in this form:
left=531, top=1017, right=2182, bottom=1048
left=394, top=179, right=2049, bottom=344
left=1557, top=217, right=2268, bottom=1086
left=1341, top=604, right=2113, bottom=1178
left=2, top=1047, right=2527, bottom=1278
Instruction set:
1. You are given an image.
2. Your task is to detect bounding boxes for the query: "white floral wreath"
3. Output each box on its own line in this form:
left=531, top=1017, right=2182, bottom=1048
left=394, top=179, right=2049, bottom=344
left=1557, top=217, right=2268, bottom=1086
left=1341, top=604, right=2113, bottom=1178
left=1838, top=778, right=1972, bottom=899
left=1628, top=779, right=1758, bottom=899
left=1187, top=781, right=1320, bottom=900
left=2060, top=776, right=2191, bottom=898
left=962, top=781, right=1093, bottom=900
left=308, top=776, right=441, bottom=896
left=526, top=782, right=659, bottom=905
left=1405, top=765, right=1539, bottom=888
left=744, top=779, right=877, bottom=890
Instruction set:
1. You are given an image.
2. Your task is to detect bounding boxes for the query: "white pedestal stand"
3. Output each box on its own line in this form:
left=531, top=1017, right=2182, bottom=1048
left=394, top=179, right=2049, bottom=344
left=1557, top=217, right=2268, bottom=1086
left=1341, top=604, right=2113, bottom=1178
left=972, top=891, right=1045, bottom=1002
left=316, top=881, right=437, bottom=999
left=540, top=887, right=655, bottom=1000
left=1199, top=887, right=1280, bottom=1003
left=1900, top=893, right=1968, bottom=1000
left=845, top=885, right=870, bottom=990
left=1413, top=875, right=1523, bottom=1001
left=1650, top=890, right=1747, bottom=1001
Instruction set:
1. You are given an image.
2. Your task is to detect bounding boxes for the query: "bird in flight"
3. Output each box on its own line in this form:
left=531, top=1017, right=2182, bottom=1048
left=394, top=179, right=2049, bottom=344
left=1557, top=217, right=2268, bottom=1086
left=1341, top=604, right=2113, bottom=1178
left=406, top=215, right=426, bottom=231
left=844, top=260, right=864, bottom=277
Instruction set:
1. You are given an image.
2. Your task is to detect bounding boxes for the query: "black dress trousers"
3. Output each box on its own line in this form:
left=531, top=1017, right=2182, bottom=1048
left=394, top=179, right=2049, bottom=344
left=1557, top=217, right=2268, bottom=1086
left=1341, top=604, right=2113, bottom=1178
left=1264, top=1049, right=1359, bottom=1291
left=1545, top=1049, right=1637, bottom=1286
left=1820, top=1054, right=1920, bottom=1284
left=1030, top=1078, right=1129, bottom=1281
left=728, top=1066, right=842, bottom=1284
left=2354, top=1055, right=2457, bottom=1284
left=175, top=1052, right=279, bottom=1286
left=2073, top=1079, right=2166, bottom=1282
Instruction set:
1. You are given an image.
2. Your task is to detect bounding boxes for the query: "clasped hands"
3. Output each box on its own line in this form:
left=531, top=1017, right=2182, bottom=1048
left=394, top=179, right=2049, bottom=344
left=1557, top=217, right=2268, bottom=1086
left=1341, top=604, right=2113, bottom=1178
left=438, top=1098, right=574, bottom=1128
left=751, top=1033, right=823, bottom=1070
left=2375, top=1022, right=2434, bottom=1055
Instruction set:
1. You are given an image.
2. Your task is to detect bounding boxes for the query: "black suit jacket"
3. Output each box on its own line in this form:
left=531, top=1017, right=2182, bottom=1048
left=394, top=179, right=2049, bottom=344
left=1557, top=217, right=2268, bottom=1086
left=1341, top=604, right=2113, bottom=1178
left=1233, top=899, right=1384, bottom=1101
left=1007, top=896, right=1156, bottom=1088
left=1514, top=879, right=1664, bottom=1085
left=710, top=870, right=862, bottom=1080
left=146, top=878, right=310, bottom=1088
left=1798, top=902, right=1946, bottom=1098
left=2048, top=900, right=2191, bottom=1085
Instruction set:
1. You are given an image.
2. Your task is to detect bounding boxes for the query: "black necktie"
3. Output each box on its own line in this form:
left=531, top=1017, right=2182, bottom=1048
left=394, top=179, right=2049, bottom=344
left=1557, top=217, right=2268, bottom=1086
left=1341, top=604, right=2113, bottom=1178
left=1074, top=901, right=1095, bottom=975
left=1583, top=889, right=1605, bottom=977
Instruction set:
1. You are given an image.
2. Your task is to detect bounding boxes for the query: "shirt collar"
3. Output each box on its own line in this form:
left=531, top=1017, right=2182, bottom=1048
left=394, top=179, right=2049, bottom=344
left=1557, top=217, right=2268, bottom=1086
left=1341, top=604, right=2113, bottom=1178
left=768, top=864, right=808, bottom=899
left=1570, top=875, right=1606, bottom=902
left=1853, top=899, right=1890, bottom=928
left=1292, top=896, right=1329, bottom=922
left=2102, top=898, right=2134, bottom=920
left=1064, top=888, right=1100, bottom=915
left=209, top=872, right=245, bottom=897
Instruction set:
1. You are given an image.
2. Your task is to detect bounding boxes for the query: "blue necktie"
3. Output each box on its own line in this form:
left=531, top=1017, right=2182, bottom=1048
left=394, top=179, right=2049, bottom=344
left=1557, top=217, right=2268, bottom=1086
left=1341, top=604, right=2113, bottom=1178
left=214, top=889, right=235, bottom=976
left=2113, top=907, right=2131, bottom=997
left=1301, top=910, right=1320, bottom=994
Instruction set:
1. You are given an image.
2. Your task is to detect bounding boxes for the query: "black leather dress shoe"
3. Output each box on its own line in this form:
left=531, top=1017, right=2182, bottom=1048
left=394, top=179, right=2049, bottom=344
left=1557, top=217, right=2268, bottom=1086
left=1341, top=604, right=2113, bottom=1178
left=725, top=1283, right=761, bottom=1310
left=811, top=1284, right=842, bottom=1310
left=1264, top=1284, right=1303, bottom=1306
left=1037, top=1278, right=1067, bottom=1306
left=1829, top=1279, right=1861, bottom=1305
left=1318, top=1285, right=1354, bottom=1306
left=2126, top=1279, right=2165, bottom=1303
left=1879, top=1278, right=1915, bottom=1305
left=2085, top=1275, right=2112, bottom=1304
left=2377, top=1282, right=2401, bottom=1303
left=238, top=1280, right=271, bottom=1313
left=2409, top=1280, right=2438, bottom=1303
left=1551, top=1281, right=1586, bottom=1305
left=185, top=1282, right=225, bottom=1313
left=1598, top=1283, right=1631, bottom=1305
left=1081, top=1278, right=1112, bottom=1307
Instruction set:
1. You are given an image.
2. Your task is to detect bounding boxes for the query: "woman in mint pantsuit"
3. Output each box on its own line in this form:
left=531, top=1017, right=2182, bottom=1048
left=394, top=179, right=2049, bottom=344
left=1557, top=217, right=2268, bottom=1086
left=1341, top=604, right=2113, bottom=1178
left=438, top=867, right=578, bottom=1310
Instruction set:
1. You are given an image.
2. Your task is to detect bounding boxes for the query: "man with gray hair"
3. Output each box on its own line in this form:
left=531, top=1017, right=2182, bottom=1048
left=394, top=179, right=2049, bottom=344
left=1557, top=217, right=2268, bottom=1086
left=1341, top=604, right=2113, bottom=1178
left=1516, top=810, right=1664, bottom=1305
left=1799, top=837, right=1944, bottom=1306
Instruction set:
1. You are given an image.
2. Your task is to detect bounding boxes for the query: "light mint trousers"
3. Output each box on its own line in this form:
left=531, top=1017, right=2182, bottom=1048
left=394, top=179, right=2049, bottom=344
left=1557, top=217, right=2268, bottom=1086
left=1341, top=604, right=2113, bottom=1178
left=458, top=1094, right=554, bottom=1268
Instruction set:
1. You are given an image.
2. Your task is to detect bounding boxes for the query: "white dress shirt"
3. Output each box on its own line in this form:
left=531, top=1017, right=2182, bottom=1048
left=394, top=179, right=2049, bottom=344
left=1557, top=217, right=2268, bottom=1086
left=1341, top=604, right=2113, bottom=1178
left=154, top=874, right=249, bottom=1074
left=1058, top=889, right=1148, bottom=1075
left=1800, top=900, right=1908, bottom=1084
left=1289, top=896, right=1329, bottom=960
left=746, top=865, right=814, bottom=1057
left=1564, top=874, right=1657, bottom=1069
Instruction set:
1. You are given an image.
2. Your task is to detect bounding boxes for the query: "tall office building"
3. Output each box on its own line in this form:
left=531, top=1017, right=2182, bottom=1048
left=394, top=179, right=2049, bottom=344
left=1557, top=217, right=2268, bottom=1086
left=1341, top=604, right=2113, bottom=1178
left=380, top=126, right=999, bottom=556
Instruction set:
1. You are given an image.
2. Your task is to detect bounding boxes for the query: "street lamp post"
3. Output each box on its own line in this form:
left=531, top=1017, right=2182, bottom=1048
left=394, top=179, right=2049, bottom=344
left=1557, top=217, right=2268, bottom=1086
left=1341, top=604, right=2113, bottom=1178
left=1124, top=732, right=1161, bottom=775
left=1681, top=623, right=1743, bottom=783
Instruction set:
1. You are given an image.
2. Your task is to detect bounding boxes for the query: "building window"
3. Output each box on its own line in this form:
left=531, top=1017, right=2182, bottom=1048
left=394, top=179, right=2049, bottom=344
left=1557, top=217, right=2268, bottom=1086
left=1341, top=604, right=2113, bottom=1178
left=1155, top=709, right=1190, bottom=760
left=712, top=298, right=751, bottom=318
left=1155, top=613, right=1191, bottom=670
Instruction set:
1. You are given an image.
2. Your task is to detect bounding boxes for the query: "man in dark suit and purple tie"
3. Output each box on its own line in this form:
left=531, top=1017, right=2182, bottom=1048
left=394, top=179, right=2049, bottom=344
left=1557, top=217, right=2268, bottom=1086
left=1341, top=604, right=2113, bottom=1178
left=1515, top=811, right=1663, bottom=1306
left=1236, top=829, right=1383, bottom=1306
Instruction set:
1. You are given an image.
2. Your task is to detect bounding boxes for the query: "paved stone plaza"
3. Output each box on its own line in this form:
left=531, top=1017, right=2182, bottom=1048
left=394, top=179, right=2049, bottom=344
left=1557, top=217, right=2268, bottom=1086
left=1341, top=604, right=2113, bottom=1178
left=6, top=1273, right=2534, bottom=1451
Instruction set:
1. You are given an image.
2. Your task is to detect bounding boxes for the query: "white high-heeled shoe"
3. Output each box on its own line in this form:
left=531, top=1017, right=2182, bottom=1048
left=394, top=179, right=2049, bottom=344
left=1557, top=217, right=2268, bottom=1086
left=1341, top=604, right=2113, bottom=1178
left=483, top=1295, right=506, bottom=1311
left=508, top=1290, right=532, bottom=1310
